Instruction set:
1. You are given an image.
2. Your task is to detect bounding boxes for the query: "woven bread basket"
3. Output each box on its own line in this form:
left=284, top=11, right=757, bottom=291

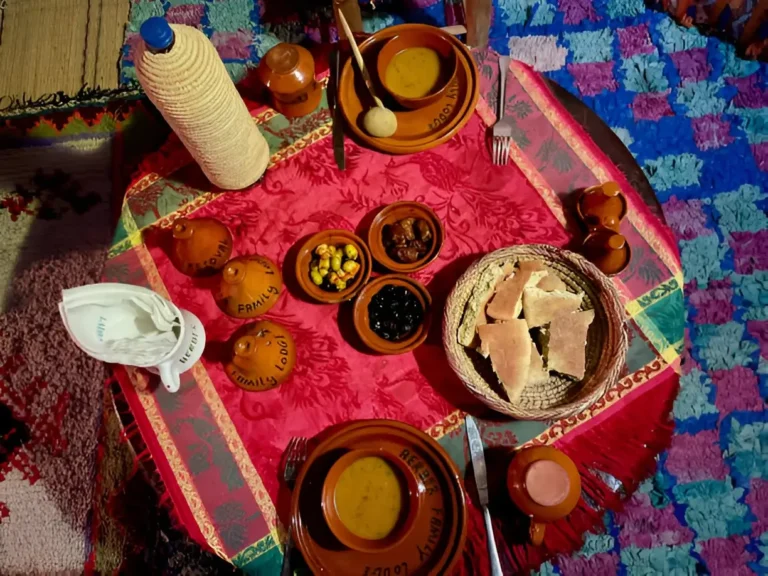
left=443, top=244, right=628, bottom=420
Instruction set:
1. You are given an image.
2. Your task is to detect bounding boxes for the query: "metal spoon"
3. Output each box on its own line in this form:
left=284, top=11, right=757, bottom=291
left=337, top=11, right=397, bottom=138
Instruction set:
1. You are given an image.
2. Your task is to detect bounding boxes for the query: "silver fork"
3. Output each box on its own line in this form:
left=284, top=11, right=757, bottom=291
left=492, top=55, right=513, bottom=166
left=280, top=437, right=308, bottom=576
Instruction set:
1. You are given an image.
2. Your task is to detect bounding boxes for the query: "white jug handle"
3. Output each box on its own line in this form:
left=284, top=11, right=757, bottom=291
left=158, top=363, right=181, bottom=393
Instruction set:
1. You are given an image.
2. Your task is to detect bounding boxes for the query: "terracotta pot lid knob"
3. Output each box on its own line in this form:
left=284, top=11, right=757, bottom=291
left=234, top=335, right=258, bottom=358
left=223, top=261, right=247, bottom=284
left=608, top=234, right=626, bottom=250
left=172, top=219, right=194, bottom=240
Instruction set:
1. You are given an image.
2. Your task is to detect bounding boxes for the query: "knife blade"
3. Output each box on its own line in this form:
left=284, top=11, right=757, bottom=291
left=465, top=415, right=488, bottom=506
left=466, top=416, right=503, bottom=576
left=332, top=49, right=346, bottom=171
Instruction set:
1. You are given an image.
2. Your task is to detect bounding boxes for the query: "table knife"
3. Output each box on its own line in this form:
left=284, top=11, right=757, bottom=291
left=332, top=49, right=346, bottom=171
left=466, top=416, right=503, bottom=576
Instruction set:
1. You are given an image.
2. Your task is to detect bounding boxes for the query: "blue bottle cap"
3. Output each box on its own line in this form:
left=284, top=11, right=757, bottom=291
left=140, top=17, right=174, bottom=51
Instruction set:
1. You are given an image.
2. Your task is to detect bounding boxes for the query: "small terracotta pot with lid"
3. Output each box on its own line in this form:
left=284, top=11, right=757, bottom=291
left=257, top=43, right=322, bottom=118
left=224, top=320, right=296, bottom=391
left=169, top=217, right=233, bottom=277
left=215, top=255, right=283, bottom=318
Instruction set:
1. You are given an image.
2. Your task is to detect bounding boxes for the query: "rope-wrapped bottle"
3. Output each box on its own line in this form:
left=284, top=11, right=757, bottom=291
left=134, top=18, right=269, bottom=189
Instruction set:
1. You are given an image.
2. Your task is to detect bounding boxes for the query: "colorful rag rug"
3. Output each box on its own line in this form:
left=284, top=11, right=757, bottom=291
left=0, top=105, right=135, bottom=574
left=0, top=103, right=227, bottom=575
left=104, top=56, right=682, bottom=574
left=121, top=0, right=768, bottom=572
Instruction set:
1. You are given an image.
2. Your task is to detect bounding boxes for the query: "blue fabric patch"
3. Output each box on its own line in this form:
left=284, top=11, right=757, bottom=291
left=644, top=153, right=703, bottom=190
left=657, top=18, right=708, bottom=53
left=674, top=367, right=718, bottom=421
left=672, top=478, right=751, bottom=539
left=622, top=53, right=669, bottom=92
left=713, top=184, right=768, bottom=236
left=726, top=418, right=768, bottom=479
left=675, top=81, right=727, bottom=118
left=693, top=321, right=760, bottom=370
left=564, top=29, right=615, bottom=63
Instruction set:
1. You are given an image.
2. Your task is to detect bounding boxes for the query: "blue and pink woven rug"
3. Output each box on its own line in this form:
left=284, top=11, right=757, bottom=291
left=122, top=0, right=768, bottom=572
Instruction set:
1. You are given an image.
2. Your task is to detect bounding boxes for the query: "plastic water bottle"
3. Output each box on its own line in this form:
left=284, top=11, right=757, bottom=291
left=134, top=17, right=269, bottom=190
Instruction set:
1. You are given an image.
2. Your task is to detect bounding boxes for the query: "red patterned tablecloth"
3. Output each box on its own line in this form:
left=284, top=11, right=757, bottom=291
left=104, top=52, right=683, bottom=574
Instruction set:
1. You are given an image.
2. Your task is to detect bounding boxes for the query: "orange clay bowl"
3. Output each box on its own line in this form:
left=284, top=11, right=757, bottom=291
left=295, top=230, right=372, bottom=304
left=376, top=30, right=458, bottom=110
left=321, top=448, right=423, bottom=553
left=353, top=274, right=431, bottom=354
left=367, top=201, right=444, bottom=273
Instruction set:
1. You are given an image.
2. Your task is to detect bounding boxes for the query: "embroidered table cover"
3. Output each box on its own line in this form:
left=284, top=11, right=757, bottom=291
left=105, top=51, right=683, bottom=574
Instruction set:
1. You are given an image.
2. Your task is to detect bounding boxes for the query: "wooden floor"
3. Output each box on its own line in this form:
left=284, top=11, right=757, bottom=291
left=0, top=0, right=129, bottom=104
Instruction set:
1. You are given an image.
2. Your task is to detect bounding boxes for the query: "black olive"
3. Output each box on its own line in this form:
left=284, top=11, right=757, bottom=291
left=368, top=284, right=424, bottom=342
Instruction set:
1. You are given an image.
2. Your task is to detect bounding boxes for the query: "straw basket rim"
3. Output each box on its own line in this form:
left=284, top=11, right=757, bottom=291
left=442, top=244, right=628, bottom=420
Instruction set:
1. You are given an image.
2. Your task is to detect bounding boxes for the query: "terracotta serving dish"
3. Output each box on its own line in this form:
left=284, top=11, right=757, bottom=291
left=576, top=181, right=628, bottom=232
left=257, top=43, right=322, bottom=118
left=368, top=201, right=444, bottom=273
left=582, top=229, right=631, bottom=276
left=214, top=255, right=283, bottom=318
left=339, top=24, right=479, bottom=155
left=507, top=446, right=581, bottom=546
left=353, top=274, right=431, bottom=354
left=169, top=217, right=233, bottom=277
left=290, top=419, right=467, bottom=575
left=376, top=31, right=458, bottom=110
left=295, top=229, right=372, bottom=303
left=321, top=448, right=422, bottom=553
left=224, top=320, right=296, bottom=392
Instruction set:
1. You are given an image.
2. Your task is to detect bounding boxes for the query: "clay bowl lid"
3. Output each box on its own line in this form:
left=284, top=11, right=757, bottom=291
left=338, top=24, right=478, bottom=155
left=321, top=447, right=422, bottom=553
left=290, top=419, right=467, bottom=576
left=257, top=43, right=316, bottom=95
left=575, top=181, right=628, bottom=232
left=353, top=274, right=431, bottom=355
left=376, top=30, right=458, bottom=110
left=582, top=229, right=631, bottom=277
left=506, top=446, right=581, bottom=523
left=169, top=217, right=233, bottom=277
left=367, top=201, right=444, bottom=273
left=295, top=229, right=372, bottom=304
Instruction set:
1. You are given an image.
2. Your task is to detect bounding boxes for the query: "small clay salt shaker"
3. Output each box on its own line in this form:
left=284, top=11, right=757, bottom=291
left=582, top=229, right=631, bottom=276
left=170, top=217, right=233, bottom=277
left=577, top=181, right=627, bottom=232
left=215, top=255, right=283, bottom=318
left=225, top=320, right=296, bottom=391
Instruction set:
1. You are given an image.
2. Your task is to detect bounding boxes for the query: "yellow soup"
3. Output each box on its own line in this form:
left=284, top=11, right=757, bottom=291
left=335, top=456, right=402, bottom=540
left=385, top=47, right=442, bottom=99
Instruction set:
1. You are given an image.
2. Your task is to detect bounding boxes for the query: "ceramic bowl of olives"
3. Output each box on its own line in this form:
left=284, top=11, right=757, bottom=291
left=295, top=229, right=372, bottom=304
left=367, top=201, right=444, bottom=273
left=353, top=274, right=431, bottom=355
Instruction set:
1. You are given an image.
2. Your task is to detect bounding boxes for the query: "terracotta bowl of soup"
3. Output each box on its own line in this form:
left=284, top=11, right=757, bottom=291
left=376, top=30, right=458, bottom=110
left=321, top=448, right=423, bottom=552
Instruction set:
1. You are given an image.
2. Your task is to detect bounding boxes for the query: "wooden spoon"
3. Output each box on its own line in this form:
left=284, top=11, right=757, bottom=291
left=337, top=11, right=397, bottom=138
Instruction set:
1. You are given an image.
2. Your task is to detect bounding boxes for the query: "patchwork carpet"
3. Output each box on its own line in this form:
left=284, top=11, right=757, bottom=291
left=116, top=0, right=768, bottom=573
